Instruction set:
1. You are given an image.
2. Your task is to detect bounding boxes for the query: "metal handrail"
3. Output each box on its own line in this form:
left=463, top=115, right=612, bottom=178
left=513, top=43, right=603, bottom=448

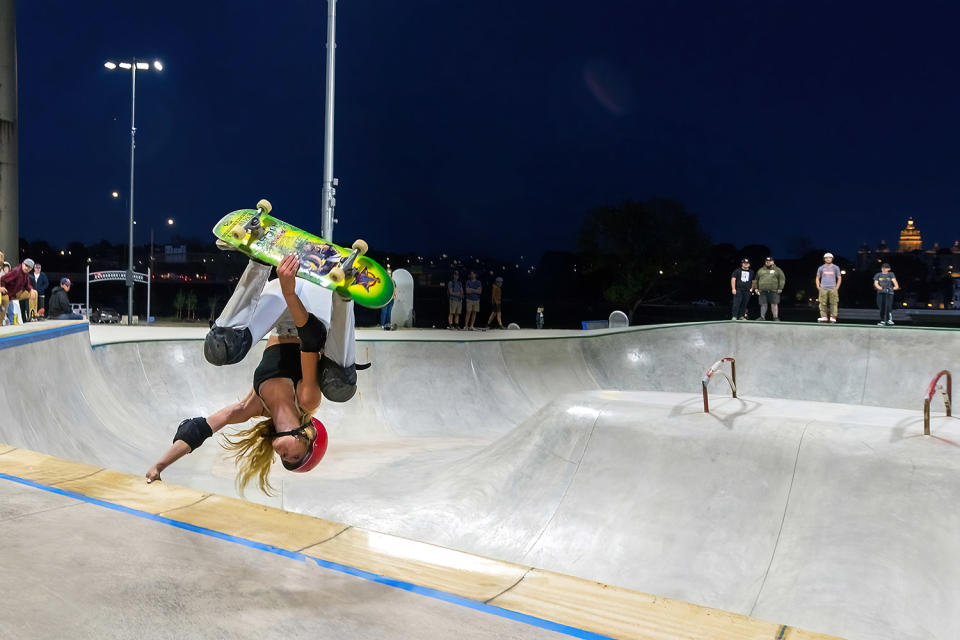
left=702, top=357, right=737, bottom=413
left=923, top=370, right=952, bottom=435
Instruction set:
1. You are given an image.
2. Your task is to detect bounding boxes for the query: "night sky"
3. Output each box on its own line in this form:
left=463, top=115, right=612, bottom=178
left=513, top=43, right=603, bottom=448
left=16, top=1, right=960, bottom=261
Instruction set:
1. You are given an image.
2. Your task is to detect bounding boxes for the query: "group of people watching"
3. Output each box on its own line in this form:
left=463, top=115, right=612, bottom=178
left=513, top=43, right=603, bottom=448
left=446, top=271, right=505, bottom=330
left=730, top=253, right=899, bottom=325
left=0, top=252, right=82, bottom=326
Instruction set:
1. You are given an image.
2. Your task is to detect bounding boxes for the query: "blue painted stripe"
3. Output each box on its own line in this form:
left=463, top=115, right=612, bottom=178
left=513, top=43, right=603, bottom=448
left=0, top=471, right=614, bottom=640
left=0, top=323, right=88, bottom=351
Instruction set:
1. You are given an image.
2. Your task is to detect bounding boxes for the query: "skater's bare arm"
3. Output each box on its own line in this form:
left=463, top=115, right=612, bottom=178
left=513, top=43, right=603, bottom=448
left=146, top=391, right=262, bottom=483
left=277, top=254, right=310, bottom=326
left=297, top=352, right=322, bottom=411
left=276, top=254, right=323, bottom=409
left=145, top=440, right=191, bottom=483
left=207, top=389, right=262, bottom=430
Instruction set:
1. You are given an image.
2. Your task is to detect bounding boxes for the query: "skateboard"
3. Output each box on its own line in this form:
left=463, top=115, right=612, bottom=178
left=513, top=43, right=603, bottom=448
left=213, top=200, right=394, bottom=308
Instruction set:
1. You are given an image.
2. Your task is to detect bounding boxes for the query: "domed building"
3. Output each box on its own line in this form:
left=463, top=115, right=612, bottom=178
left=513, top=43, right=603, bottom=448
left=898, top=217, right=922, bottom=253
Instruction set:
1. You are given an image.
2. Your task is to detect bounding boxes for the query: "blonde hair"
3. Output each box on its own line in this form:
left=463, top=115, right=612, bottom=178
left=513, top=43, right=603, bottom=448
left=220, top=406, right=314, bottom=495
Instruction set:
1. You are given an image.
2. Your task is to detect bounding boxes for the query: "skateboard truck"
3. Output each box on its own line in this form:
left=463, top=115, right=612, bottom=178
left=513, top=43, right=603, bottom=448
left=327, top=239, right=368, bottom=286
left=229, top=199, right=273, bottom=243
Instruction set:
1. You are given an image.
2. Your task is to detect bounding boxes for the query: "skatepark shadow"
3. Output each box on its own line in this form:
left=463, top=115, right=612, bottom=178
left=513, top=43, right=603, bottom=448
left=668, top=396, right=761, bottom=430
left=891, top=415, right=960, bottom=447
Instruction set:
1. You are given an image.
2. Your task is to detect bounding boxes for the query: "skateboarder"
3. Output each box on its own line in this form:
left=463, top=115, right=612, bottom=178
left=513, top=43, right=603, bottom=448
left=146, top=255, right=360, bottom=493
left=204, top=256, right=360, bottom=403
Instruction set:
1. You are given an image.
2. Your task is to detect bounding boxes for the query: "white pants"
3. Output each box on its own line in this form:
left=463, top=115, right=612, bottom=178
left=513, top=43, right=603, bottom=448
left=215, top=261, right=356, bottom=367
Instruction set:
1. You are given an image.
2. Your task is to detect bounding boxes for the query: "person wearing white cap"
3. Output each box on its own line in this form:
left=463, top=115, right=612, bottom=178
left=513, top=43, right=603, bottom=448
left=815, top=253, right=842, bottom=323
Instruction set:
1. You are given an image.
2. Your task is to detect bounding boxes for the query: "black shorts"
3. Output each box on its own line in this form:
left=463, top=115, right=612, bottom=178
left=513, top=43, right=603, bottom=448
left=758, top=291, right=780, bottom=305
left=253, top=343, right=303, bottom=396
left=491, top=302, right=502, bottom=313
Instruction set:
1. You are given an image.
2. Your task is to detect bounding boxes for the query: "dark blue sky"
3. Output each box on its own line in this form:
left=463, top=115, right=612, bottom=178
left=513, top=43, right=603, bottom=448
left=17, top=1, right=960, bottom=260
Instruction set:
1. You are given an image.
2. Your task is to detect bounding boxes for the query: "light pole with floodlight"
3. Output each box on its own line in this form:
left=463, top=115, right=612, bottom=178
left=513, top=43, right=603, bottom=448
left=104, top=58, right=163, bottom=324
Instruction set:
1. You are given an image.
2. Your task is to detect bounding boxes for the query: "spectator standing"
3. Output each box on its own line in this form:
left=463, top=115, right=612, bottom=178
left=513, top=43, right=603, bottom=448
left=755, top=256, right=786, bottom=321
left=1, top=258, right=38, bottom=322
left=730, top=258, right=756, bottom=320
left=873, top=263, right=900, bottom=326
left=379, top=268, right=396, bottom=330
left=536, top=306, right=545, bottom=329
left=30, top=262, right=49, bottom=319
left=816, top=253, right=842, bottom=323
left=446, top=271, right=464, bottom=329
left=464, top=271, right=482, bottom=330
left=48, top=278, right=83, bottom=320
left=0, top=261, right=10, bottom=324
left=486, top=276, right=505, bottom=329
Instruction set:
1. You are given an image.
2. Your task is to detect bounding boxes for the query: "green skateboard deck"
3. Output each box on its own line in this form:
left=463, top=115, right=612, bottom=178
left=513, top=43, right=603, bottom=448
left=213, top=200, right=394, bottom=309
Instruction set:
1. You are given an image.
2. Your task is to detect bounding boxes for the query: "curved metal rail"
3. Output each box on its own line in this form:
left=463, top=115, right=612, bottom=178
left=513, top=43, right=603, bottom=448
left=702, top=357, right=737, bottom=413
left=923, top=370, right=952, bottom=436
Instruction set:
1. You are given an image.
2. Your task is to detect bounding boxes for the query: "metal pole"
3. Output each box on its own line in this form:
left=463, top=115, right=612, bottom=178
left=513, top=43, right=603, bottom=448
left=0, top=0, right=18, bottom=260
left=320, top=0, right=337, bottom=241
left=147, top=267, right=151, bottom=324
left=85, top=264, right=89, bottom=319
left=127, top=64, right=137, bottom=324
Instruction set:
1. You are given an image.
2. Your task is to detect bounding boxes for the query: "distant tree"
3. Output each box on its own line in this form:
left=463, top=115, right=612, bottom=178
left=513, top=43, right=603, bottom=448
left=186, top=291, right=198, bottom=321
left=578, top=198, right=712, bottom=317
left=173, top=290, right=186, bottom=320
left=207, top=295, right=219, bottom=323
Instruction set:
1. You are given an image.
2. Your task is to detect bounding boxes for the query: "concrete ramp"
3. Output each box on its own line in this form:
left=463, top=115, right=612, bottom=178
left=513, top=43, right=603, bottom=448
left=3, top=322, right=960, bottom=639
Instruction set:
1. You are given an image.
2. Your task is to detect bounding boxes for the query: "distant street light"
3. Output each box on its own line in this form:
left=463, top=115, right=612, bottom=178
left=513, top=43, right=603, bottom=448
left=104, top=57, right=163, bottom=324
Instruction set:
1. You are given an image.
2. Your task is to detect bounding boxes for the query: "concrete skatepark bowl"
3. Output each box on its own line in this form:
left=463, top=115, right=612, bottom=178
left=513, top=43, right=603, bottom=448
left=2, top=320, right=959, bottom=639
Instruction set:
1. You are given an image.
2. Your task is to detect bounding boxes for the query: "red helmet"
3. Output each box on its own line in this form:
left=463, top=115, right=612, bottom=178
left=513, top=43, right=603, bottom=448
left=277, top=418, right=329, bottom=473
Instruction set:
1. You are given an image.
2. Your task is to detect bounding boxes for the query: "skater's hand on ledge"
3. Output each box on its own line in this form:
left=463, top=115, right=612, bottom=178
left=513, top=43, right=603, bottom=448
left=278, top=254, right=300, bottom=297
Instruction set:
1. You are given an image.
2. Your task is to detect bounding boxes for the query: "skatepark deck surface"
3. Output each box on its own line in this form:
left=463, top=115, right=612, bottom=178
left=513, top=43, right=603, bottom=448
left=2, top=320, right=959, bottom=639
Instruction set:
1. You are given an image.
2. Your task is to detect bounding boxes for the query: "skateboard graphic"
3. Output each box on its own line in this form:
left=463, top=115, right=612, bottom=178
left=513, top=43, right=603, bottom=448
left=213, top=200, right=394, bottom=308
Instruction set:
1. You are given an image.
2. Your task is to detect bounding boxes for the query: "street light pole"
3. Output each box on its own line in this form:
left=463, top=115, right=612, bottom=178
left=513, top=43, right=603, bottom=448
left=321, top=0, right=337, bottom=241
left=127, top=63, right=136, bottom=325
left=105, top=58, right=162, bottom=325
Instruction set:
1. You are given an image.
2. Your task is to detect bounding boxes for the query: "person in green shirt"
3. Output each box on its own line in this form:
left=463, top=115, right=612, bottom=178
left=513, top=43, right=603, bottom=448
left=755, top=256, right=786, bottom=320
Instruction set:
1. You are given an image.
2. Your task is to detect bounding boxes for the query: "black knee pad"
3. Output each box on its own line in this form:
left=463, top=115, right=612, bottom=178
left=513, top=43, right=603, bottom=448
left=174, top=417, right=213, bottom=451
left=204, top=325, right=253, bottom=366
left=318, top=356, right=358, bottom=403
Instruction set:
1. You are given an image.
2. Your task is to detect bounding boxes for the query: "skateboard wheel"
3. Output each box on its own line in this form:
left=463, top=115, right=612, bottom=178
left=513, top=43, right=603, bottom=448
left=352, top=239, right=369, bottom=255
left=256, top=199, right=272, bottom=214
left=328, top=266, right=345, bottom=285
left=229, top=225, right=247, bottom=241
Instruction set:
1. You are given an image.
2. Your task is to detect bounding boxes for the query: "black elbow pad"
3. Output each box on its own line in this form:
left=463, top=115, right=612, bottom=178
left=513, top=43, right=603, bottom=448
left=174, top=417, right=213, bottom=451
left=297, top=313, right=327, bottom=353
